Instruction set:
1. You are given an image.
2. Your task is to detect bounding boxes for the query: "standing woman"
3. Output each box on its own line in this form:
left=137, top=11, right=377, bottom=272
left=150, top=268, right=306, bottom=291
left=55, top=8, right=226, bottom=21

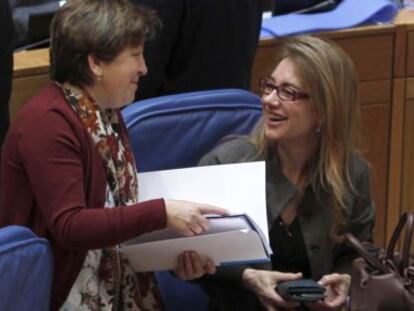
left=199, top=36, right=375, bottom=311
left=0, top=1, right=225, bottom=310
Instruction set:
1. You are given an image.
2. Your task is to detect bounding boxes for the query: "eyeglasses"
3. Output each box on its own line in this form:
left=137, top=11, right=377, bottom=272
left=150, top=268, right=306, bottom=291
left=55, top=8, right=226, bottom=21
left=259, top=78, right=310, bottom=102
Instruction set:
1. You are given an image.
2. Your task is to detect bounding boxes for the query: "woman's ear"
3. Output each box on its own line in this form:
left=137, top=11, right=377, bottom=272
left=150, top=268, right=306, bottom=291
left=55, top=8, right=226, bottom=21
left=87, top=54, right=103, bottom=81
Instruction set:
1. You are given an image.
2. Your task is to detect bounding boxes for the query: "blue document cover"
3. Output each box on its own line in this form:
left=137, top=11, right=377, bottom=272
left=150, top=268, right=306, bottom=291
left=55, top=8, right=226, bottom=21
left=261, top=0, right=398, bottom=38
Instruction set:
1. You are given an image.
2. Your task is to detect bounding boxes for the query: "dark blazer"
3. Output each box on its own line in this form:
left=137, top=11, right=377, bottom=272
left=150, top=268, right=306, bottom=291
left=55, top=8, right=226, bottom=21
left=0, top=0, right=14, bottom=146
left=198, top=138, right=375, bottom=310
left=133, top=0, right=264, bottom=100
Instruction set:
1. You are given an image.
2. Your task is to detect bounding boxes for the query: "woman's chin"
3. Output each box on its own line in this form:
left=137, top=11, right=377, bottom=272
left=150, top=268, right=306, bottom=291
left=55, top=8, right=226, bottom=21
left=119, top=95, right=136, bottom=108
left=264, top=129, right=284, bottom=143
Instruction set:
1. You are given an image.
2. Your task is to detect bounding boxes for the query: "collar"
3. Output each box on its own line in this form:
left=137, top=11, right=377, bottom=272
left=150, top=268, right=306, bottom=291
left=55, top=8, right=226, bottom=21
left=265, top=150, right=297, bottom=226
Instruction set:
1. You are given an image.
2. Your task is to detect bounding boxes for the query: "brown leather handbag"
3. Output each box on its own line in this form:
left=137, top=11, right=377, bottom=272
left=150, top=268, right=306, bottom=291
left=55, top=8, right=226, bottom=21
left=345, top=212, right=414, bottom=311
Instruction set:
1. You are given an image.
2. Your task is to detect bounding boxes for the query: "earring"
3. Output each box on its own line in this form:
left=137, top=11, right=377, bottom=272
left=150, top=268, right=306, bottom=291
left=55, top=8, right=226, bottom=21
left=96, top=75, right=103, bottom=82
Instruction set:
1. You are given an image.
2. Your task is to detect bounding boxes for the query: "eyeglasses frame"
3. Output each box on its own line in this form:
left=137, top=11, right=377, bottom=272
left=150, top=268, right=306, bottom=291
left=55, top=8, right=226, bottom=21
left=259, top=78, right=310, bottom=102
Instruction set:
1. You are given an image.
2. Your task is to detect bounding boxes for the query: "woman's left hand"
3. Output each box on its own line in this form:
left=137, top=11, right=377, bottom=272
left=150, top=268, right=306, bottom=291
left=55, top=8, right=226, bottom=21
left=305, top=273, right=351, bottom=311
left=173, top=251, right=216, bottom=281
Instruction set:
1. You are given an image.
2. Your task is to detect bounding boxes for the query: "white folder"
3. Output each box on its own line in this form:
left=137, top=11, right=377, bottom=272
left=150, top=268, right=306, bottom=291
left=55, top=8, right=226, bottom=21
left=120, top=162, right=270, bottom=272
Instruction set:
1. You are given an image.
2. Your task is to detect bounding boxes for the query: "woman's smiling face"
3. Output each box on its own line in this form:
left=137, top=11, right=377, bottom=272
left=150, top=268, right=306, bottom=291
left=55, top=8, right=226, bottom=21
left=89, top=45, right=147, bottom=109
left=262, top=58, right=320, bottom=146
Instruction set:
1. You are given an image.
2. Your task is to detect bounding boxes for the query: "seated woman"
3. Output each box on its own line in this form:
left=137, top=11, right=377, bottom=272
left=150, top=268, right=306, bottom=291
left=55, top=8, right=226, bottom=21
left=197, top=35, right=375, bottom=311
left=0, top=1, right=226, bottom=310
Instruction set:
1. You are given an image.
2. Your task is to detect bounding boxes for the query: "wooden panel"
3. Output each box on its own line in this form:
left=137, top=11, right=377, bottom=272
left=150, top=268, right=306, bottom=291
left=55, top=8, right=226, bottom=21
left=332, top=34, right=393, bottom=82
left=387, top=79, right=406, bottom=243
left=407, top=78, right=414, bottom=99
left=360, top=103, right=390, bottom=246
left=319, top=24, right=394, bottom=39
left=13, top=48, right=49, bottom=78
left=11, top=48, right=50, bottom=120
left=359, top=80, right=391, bottom=106
left=394, top=8, right=414, bottom=29
left=10, top=74, right=50, bottom=120
left=251, top=33, right=394, bottom=92
left=250, top=40, right=279, bottom=93
left=402, top=99, right=414, bottom=214
left=407, top=32, right=414, bottom=77
left=393, top=25, right=408, bottom=78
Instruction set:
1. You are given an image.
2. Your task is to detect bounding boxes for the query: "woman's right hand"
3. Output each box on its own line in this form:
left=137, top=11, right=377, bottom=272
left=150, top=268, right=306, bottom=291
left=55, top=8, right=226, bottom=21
left=173, top=250, right=216, bottom=281
left=164, top=199, right=229, bottom=236
left=242, top=268, right=302, bottom=311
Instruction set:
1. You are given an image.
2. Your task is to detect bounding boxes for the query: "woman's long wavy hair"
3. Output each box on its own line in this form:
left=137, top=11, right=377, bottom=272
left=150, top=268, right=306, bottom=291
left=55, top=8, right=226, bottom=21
left=251, top=35, right=361, bottom=239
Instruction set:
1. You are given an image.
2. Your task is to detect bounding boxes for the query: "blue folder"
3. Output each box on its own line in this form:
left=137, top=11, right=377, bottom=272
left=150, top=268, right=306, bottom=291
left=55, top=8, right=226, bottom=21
left=260, top=0, right=398, bottom=38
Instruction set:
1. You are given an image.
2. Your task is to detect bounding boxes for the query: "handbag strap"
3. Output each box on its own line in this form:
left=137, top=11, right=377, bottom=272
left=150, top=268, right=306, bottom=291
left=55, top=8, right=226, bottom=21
left=386, top=212, right=414, bottom=274
left=345, top=233, right=386, bottom=273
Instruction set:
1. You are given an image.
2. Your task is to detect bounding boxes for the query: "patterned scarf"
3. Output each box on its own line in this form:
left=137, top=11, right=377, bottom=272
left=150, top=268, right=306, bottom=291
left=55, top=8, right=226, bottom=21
left=58, top=82, right=163, bottom=311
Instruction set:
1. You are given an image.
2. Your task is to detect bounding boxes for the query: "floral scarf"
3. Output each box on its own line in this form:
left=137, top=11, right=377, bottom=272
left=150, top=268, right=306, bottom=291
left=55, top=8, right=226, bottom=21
left=58, top=82, right=163, bottom=311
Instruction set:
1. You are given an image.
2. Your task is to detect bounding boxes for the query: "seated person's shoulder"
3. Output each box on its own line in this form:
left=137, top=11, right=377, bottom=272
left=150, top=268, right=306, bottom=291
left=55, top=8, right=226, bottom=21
left=199, top=137, right=259, bottom=166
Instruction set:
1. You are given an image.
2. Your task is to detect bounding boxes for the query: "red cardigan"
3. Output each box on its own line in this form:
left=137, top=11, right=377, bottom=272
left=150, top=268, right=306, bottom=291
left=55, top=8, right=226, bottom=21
left=0, top=84, right=167, bottom=310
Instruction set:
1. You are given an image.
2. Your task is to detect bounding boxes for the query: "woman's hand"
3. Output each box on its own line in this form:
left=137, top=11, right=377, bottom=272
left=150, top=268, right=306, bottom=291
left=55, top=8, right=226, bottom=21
left=242, top=268, right=302, bottom=311
left=305, top=273, right=351, bottom=311
left=173, top=251, right=216, bottom=281
left=164, top=199, right=229, bottom=236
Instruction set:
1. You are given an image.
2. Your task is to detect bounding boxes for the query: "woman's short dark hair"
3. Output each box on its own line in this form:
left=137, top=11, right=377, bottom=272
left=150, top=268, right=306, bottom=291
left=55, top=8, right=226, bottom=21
left=49, top=0, right=159, bottom=86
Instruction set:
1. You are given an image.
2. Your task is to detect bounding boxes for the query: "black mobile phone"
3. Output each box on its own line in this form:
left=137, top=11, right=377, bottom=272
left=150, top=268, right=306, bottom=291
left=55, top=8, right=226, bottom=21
left=276, top=279, right=326, bottom=303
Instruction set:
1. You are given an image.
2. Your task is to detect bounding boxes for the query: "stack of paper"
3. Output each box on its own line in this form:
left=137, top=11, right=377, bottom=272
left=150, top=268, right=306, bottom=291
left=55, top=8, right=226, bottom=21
left=122, top=214, right=272, bottom=272
left=120, top=162, right=270, bottom=272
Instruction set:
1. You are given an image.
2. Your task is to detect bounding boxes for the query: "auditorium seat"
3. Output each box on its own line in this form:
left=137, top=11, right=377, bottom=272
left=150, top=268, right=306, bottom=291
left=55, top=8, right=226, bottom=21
left=122, top=88, right=262, bottom=311
left=0, top=225, right=53, bottom=311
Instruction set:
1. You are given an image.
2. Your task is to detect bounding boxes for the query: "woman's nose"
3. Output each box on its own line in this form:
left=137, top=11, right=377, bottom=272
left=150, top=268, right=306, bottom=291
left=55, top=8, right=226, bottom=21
left=138, top=56, right=148, bottom=77
left=262, top=91, right=281, bottom=108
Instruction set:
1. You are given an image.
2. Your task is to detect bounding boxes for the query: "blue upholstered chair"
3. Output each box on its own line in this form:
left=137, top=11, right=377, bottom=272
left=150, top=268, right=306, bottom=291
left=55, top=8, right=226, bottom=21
left=0, top=225, right=53, bottom=311
left=122, top=88, right=262, bottom=311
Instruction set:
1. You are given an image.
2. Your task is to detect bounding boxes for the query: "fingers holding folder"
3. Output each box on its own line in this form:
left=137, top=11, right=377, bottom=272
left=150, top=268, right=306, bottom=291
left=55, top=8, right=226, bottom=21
left=165, top=199, right=229, bottom=236
left=164, top=200, right=227, bottom=281
left=173, top=251, right=216, bottom=281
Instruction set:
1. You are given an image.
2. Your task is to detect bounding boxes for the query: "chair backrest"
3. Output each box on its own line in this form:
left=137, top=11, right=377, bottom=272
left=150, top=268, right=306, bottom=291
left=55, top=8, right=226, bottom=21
left=122, top=88, right=262, bottom=311
left=123, top=88, right=262, bottom=172
left=0, top=225, right=53, bottom=311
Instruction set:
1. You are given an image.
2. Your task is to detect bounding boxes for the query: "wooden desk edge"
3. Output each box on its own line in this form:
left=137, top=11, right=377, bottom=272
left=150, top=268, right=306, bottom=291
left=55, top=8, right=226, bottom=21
left=13, top=48, right=50, bottom=78
left=394, top=8, right=414, bottom=28
left=258, top=23, right=395, bottom=47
